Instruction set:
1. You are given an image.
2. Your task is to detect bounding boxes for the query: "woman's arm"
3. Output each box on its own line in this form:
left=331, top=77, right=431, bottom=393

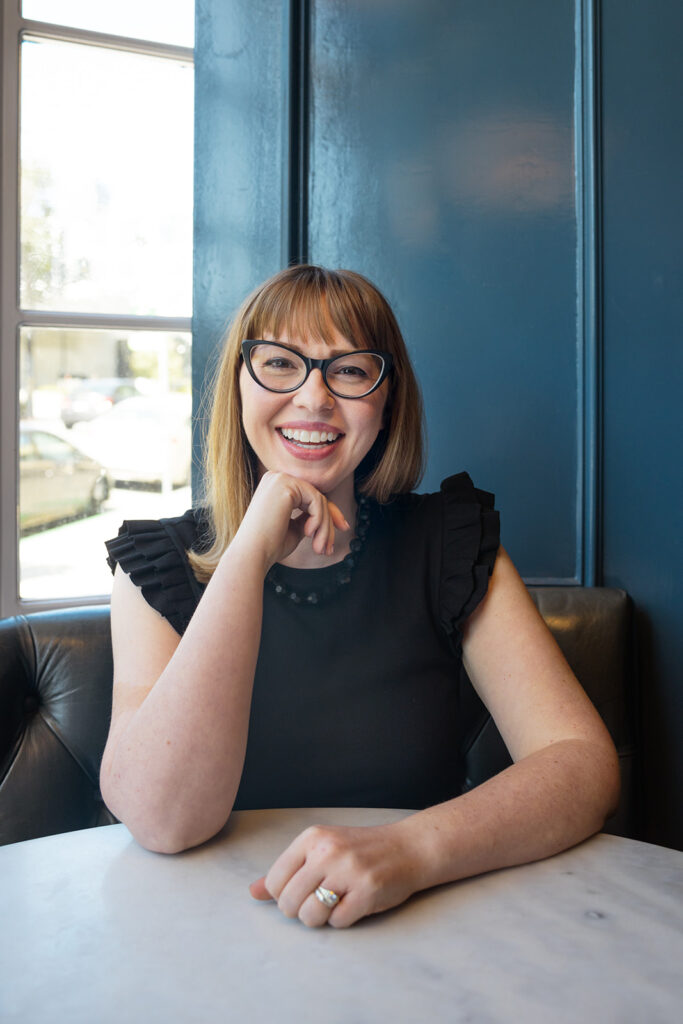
left=250, top=547, right=621, bottom=926
left=393, top=548, right=620, bottom=886
left=100, top=472, right=347, bottom=854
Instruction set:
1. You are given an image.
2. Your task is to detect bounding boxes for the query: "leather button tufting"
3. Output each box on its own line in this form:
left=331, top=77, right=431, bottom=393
left=24, top=694, right=40, bottom=714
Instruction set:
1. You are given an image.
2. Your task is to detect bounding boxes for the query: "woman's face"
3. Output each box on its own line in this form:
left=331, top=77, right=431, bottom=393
left=239, top=327, right=389, bottom=509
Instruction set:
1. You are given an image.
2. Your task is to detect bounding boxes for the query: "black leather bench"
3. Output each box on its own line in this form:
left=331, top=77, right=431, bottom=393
left=0, top=589, right=637, bottom=846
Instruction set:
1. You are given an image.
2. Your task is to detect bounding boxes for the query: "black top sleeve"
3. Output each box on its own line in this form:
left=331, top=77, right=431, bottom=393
left=438, top=472, right=500, bottom=648
left=104, top=510, right=204, bottom=636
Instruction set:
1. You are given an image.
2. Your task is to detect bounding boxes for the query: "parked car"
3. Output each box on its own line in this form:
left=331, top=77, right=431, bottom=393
left=60, top=377, right=142, bottom=428
left=20, top=424, right=111, bottom=534
left=72, top=393, right=192, bottom=487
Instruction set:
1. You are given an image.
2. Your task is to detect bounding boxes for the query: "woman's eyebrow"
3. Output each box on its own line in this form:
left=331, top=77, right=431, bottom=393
left=278, top=340, right=356, bottom=358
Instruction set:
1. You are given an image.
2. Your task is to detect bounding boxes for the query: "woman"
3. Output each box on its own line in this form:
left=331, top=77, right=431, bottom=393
left=101, top=264, right=619, bottom=929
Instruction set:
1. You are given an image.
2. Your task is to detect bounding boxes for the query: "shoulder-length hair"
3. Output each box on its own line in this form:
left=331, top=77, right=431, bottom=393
left=189, top=265, right=425, bottom=582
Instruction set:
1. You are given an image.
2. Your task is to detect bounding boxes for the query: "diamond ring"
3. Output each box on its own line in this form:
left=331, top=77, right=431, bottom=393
left=314, top=885, right=340, bottom=908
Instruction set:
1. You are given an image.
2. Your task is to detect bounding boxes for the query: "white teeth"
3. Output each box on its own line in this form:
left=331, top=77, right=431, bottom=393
left=280, top=427, right=340, bottom=444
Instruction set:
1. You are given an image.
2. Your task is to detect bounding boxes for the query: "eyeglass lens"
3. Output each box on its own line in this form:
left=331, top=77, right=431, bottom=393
left=248, top=343, right=385, bottom=397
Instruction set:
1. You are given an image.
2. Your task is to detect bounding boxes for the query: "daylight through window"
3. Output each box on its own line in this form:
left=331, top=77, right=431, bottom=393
left=2, top=3, right=195, bottom=606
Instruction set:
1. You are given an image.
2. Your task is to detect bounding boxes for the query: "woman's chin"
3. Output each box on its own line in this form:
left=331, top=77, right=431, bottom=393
left=281, top=464, right=355, bottom=504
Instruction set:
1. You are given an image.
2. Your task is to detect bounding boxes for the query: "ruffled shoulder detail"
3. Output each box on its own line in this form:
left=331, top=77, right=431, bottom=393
left=439, top=473, right=500, bottom=648
left=105, top=510, right=205, bottom=636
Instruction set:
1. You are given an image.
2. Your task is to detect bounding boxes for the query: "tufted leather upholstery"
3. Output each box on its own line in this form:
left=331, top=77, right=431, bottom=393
left=0, top=588, right=637, bottom=846
left=0, top=606, right=117, bottom=847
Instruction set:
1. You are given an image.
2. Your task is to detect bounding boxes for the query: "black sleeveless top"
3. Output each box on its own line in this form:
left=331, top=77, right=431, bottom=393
left=105, top=472, right=499, bottom=811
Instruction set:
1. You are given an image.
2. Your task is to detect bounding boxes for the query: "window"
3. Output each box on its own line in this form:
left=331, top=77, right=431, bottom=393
left=1, top=1, right=195, bottom=612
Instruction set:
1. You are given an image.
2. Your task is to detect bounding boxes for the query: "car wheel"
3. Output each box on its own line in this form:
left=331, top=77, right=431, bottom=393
left=90, top=475, right=110, bottom=513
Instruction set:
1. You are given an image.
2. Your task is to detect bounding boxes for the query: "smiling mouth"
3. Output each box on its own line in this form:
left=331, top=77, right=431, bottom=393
left=277, top=427, right=343, bottom=448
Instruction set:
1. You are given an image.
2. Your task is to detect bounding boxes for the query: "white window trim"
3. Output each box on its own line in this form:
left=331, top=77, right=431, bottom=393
left=0, top=0, right=193, bottom=617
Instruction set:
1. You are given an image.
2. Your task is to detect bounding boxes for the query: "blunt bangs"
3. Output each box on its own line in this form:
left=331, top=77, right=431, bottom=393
left=243, top=268, right=389, bottom=353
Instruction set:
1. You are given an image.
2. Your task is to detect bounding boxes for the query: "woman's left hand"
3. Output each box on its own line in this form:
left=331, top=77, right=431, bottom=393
left=249, top=821, right=421, bottom=928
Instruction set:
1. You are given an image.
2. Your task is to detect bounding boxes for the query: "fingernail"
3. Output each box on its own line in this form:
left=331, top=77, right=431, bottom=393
left=342, top=518, right=351, bottom=530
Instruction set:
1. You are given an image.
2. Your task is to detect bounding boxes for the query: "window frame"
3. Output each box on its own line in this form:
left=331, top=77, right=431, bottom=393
left=0, top=0, right=194, bottom=616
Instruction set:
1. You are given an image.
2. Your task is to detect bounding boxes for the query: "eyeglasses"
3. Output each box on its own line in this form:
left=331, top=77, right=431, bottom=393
left=241, top=341, right=393, bottom=399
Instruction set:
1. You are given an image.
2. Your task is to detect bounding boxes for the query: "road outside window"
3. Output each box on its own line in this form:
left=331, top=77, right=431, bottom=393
left=19, top=329, right=193, bottom=600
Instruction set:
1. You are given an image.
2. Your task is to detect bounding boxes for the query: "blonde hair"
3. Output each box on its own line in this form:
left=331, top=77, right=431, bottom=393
left=189, top=265, right=425, bottom=582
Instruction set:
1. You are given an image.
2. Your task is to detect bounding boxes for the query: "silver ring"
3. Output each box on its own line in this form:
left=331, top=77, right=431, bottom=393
left=314, top=886, right=340, bottom=909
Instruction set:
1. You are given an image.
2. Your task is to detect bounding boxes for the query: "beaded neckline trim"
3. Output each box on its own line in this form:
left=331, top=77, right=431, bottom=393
left=265, top=496, right=371, bottom=605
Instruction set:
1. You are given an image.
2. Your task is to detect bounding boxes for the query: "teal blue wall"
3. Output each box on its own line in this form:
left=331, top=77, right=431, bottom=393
left=600, top=0, right=683, bottom=848
left=193, top=0, right=682, bottom=849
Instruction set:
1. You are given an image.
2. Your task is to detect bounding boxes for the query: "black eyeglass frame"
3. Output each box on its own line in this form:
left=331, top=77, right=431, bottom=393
left=241, top=340, right=394, bottom=398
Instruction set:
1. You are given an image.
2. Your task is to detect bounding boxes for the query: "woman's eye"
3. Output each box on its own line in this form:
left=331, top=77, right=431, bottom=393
left=331, top=363, right=368, bottom=378
left=263, top=357, right=295, bottom=369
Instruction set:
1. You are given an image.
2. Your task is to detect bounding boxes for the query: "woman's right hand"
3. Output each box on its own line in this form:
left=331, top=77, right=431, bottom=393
left=232, top=471, right=350, bottom=570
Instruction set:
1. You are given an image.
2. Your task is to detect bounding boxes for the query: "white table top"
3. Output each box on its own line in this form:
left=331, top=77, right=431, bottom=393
left=1, top=807, right=681, bottom=1023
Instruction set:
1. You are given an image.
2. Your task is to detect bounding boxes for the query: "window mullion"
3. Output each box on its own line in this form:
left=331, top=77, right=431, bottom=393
left=19, top=311, right=192, bottom=333
left=20, top=19, right=194, bottom=64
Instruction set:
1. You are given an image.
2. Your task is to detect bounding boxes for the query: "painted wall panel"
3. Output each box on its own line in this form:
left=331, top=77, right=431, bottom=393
left=193, top=0, right=286, bottom=416
left=309, top=0, right=578, bottom=580
left=600, top=0, right=683, bottom=849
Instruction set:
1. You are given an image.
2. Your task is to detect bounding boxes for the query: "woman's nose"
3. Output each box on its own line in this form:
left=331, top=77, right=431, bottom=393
left=292, top=368, right=335, bottom=410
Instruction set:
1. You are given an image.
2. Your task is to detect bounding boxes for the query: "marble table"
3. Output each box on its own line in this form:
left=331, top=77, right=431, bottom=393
left=1, top=807, right=681, bottom=1023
